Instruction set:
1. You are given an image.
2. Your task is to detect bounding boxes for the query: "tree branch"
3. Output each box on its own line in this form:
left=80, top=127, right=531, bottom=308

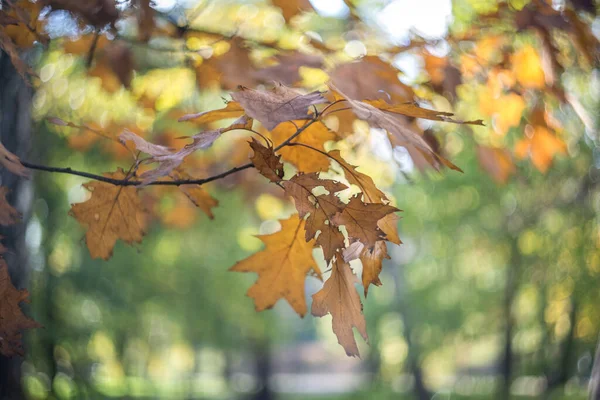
left=21, top=119, right=319, bottom=187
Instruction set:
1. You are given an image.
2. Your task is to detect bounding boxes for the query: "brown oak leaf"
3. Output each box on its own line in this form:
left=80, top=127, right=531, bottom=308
left=329, top=150, right=401, bottom=245
left=0, top=187, right=21, bottom=225
left=231, top=83, right=326, bottom=131
left=312, top=256, right=368, bottom=357
left=281, top=173, right=348, bottom=262
left=249, top=138, right=284, bottom=183
left=332, top=195, right=398, bottom=249
left=0, top=257, right=41, bottom=357
left=230, top=214, right=321, bottom=317
left=69, top=169, right=147, bottom=260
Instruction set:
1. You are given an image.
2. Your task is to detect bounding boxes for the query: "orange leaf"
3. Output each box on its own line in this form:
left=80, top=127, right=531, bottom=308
left=514, top=126, right=566, bottom=173
left=69, top=169, right=147, bottom=260
left=360, top=241, right=389, bottom=297
left=511, top=46, right=546, bottom=89
left=178, top=101, right=244, bottom=123
left=312, top=257, right=368, bottom=357
left=230, top=214, right=321, bottom=317
left=271, top=121, right=335, bottom=172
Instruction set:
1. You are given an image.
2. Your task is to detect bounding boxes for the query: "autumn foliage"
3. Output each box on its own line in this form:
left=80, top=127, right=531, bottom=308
left=0, top=0, right=597, bottom=359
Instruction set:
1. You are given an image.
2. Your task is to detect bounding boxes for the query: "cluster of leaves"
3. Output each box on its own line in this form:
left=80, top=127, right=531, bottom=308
left=0, top=0, right=597, bottom=358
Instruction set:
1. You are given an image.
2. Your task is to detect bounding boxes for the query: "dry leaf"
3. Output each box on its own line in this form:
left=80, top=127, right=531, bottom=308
left=271, top=121, right=335, bottom=172
left=328, top=149, right=386, bottom=203
left=336, top=93, right=463, bottom=172
left=231, top=83, right=326, bottom=131
left=328, top=150, right=401, bottom=245
left=120, top=116, right=251, bottom=185
left=249, top=138, right=285, bottom=183
left=0, top=187, right=21, bottom=226
left=282, top=173, right=348, bottom=262
left=178, top=101, right=244, bottom=123
left=332, top=195, right=398, bottom=249
left=359, top=241, right=389, bottom=296
left=69, top=169, right=147, bottom=260
left=0, top=257, right=41, bottom=357
left=172, top=170, right=219, bottom=219
left=230, top=214, right=320, bottom=317
left=364, top=99, right=484, bottom=125
left=312, top=256, right=368, bottom=357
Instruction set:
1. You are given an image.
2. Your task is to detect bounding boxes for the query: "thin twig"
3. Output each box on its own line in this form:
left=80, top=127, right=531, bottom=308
left=22, top=118, right=319, bottom=187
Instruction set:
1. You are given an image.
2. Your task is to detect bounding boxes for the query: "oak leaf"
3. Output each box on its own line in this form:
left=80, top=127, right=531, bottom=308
left=359, top=241, right=389, bottom=296
left=0, top=187, right=21, bottom=226
left=328, top=150, right=401, bottom=245
left=364, top=99, right=484, bottom=126
left=230, top=214, right=321, bottom=317
left=69, top=169, right=147, bottom=260
left=332, top=195, right=398, bottom=249
left=120, top=116, right=252, bottom=184
left=171, top=170, right=219, bottom=219
left=178, top=101, right=244, bottom=123
left=231, top=83, right=326, bottom=131
left=312, top=257, right=368, bottom=357
left=281, top=173, right=348, bottom=262
left=338, top=94, right=463, bottom=172
left=0, top=256, right=41, bottom=357
left=249, top=138, right=284, bottom=183
left=271, top=121, right=335, bottom=172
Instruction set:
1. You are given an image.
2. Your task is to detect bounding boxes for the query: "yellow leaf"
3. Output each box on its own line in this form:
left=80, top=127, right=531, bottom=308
left=271, top=121, right=335, bottom=173
left=230, top=214, right=320, bottom=317
left=511, top=46, right=546, bottom=89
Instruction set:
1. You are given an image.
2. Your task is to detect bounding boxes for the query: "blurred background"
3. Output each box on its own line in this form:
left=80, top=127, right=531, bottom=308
left=0, top=0, right=599, bottom=399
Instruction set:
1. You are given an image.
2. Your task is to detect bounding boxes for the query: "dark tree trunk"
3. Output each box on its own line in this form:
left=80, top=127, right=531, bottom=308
left=0, top=49, right=34, bottom=399
left=391, top=264, right=431, bottom=400
left=251, top=341, right=274, bottom=400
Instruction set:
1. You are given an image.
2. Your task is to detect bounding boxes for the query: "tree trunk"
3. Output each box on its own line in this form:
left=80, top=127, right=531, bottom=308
left=0, top=50, right=33, bottom=399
